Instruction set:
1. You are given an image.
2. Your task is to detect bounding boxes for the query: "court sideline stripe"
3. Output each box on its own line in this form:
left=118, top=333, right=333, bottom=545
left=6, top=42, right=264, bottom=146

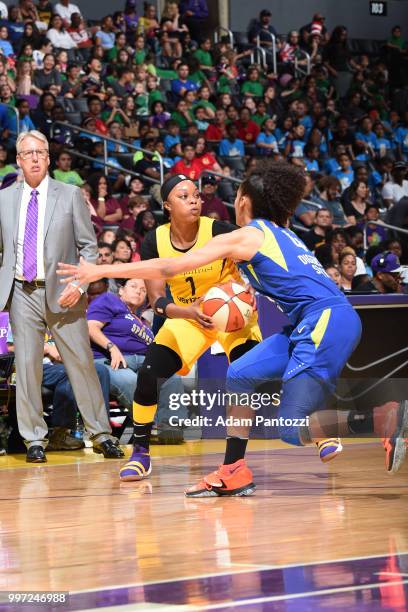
left=70, top=550, right=408, bottom=594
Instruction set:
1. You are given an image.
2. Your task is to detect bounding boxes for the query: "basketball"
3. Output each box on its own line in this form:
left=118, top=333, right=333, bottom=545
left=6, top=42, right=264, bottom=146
left=201, top=281, right=254, bottom=332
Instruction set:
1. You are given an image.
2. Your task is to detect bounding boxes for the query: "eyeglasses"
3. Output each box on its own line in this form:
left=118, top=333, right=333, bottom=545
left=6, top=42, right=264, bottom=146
left=18, top=149, right=49, bottom=160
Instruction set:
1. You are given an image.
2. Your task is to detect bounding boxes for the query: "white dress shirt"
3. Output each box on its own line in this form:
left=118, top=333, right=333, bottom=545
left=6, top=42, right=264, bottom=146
left=16, top=175, right=48, bottom=281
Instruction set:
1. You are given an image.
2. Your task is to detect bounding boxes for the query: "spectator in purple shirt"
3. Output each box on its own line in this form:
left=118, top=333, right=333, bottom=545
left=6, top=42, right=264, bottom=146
left=87, top=279, right=185, bottom=437
left=179, top=0, right=209, bottom=41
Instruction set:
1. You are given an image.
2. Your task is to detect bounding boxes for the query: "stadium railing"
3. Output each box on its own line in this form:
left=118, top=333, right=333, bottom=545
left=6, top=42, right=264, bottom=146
left=361, top=220, right=408, bottom=250
left=256, top=32, right=277, bottom=74
left=214, top=26, right=234, bottom=47
left=50, top=121, right=165, bottom=184
left=294, top=49, right=312, bottom=77
left=68, top=149, right=160, bottom=185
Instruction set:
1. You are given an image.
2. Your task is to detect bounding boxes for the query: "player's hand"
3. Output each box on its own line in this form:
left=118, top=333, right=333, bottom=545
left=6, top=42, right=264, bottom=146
left=58, top=283, right=82, bottom=308
left=186, top=298, right=214, bottom=329
left=244, top=284, right=257, bottom=312
left=109, top=346, right=127, bottom=370
left=57, top=257, right=102, bottom=286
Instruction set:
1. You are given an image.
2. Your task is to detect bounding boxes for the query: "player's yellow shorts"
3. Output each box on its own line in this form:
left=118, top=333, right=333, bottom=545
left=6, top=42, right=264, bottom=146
left=154, top=313, right=262, bottom=376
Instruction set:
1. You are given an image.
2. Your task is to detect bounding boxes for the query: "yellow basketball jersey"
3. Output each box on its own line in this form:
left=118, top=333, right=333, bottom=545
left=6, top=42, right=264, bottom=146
left=156, top=217, right=242, bottom=306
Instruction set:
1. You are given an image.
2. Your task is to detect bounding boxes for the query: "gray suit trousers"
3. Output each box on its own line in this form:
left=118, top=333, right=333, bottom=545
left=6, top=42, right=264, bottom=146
left=9, top=282, right=113, bottom=448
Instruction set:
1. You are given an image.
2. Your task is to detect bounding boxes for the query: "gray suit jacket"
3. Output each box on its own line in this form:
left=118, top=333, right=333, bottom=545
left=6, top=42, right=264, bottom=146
left=0, top=177, right=97, bottom=313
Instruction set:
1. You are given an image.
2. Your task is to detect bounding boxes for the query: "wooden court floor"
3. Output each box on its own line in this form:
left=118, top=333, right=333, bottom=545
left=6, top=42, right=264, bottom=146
left=0, top=439, right=407, bottom=610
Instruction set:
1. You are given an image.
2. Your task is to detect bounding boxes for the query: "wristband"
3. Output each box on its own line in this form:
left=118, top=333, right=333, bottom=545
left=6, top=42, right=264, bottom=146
left=154, top=296, right=173, bottom=317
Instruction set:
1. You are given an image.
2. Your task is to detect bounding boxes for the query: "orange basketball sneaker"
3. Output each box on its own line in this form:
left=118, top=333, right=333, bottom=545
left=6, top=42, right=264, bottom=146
left=185, top=459, right=256, bottom=497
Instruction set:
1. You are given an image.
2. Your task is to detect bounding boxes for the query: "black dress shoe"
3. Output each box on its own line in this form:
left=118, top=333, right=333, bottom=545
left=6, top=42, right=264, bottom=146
left=93, top=439, right=124, bottom=458
left=26, top=445, right=47, bottom=463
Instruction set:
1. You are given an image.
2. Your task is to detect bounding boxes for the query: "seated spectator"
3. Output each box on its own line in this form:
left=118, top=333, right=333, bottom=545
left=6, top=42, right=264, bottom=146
left=339, top=249, right=357, bottom=291
left=0, top=143, right=16, bottom=184
left=256, top=118, right=279, bottom=157
left=133, top=136, right=162, bottom=182
left=89, top=172, right=123, bottom=226
left=0, top=26, right=14, bottom=57
left=394, top=110, right=408, bottom=162
left=205, top=108, right=227, bottom=142
left=46, top=14, right=77, bottom=56
left=248, top=9, right=278, bottom=45
left=354, top=251, right=403, bottom=293
left=355, top=116, right=377, bottom=161
left=373, top=121, right=393, bottom=159
left=325, top=264, right=342, bottom=288
left=284, top=123, right=306, bottom=159
left=163, top=120, right=181, bottom=154
left=67, top=12, right=92, bottom=59
left=303, top=208, right=333, bottom=251
left=116, top=228, right=141, bottom=262
left=333, top=152, right=354, bottom=191
left=195, top=136, right=224, bottom=175
left=171, top=62, right=198, bottom=98
left=97, top=242, right=114, bottom=265
left=316, top=176, right=348, bottom=227
left=53, top=150, right=83, bottom=186
left=31, top=91, right=56, bottom=137
left=33, top=54, right=62, bottom=96
left=382, top=161, right=408, bottom=207
left=99, top=228, right=116, bottom=244
left=364, top=204, right=387, bottom=246
left=54, top=0, right=82, bottom=28
left=235, top=107, right=260, bottom=146
left=171, top=140, right=202, bottom=180
left=120, top=195, right=148, bottom=231
left=171, top=97, right=194, bottom=130
left=341, top=164, right=373, bottom=209
left=219, top=122, right=245, bottom=158
left=241, top=66, right=264, bottom=98
left=134, top=210, right=157, bottom=245
left=303, top=143, right=320, bottom=172
left=95, top=15, right=116, bottom=51
left=315, top=228, right=350, bottom=267
left=293, top=173, right=324, bottom=228
left=200, top=175, right=230, bottom=221
left=7, top=98, right=35, bottom=134
left=193, top=36, right=215, bottom=75
left=112, top=238, right=132, bottom=263
left=344, top=180, right=370, bottom=224
left=87, top=278, right=185, bottom=439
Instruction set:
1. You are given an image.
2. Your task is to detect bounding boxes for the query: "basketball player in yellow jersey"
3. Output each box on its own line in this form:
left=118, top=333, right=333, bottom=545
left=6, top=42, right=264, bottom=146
left=119, top=174, right=261, bottom=487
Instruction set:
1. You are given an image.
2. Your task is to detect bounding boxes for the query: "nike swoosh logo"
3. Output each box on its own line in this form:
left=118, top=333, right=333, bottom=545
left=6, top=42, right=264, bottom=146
left=298, top=325, right=306, bottom=333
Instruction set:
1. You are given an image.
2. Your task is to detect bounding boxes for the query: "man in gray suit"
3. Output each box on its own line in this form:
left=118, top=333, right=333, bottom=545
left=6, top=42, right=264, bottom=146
left=0, top=130, right=124, bottom=462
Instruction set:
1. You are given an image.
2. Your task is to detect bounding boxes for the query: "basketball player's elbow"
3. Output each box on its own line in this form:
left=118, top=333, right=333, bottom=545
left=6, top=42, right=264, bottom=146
left=160, top=259, right=177, bottom=279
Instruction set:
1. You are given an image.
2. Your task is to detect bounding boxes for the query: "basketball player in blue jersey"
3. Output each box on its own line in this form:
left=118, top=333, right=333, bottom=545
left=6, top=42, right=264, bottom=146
left=58, top=160, right=408, bottom=497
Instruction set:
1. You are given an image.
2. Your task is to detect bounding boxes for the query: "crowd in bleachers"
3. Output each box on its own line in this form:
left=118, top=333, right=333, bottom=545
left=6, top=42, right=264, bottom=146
left=0, top=0, right=407, bottom=451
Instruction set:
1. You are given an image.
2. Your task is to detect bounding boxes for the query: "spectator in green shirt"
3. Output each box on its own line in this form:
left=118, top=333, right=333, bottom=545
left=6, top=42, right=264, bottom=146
left=193, top=37, right=215, bottom=76
left=241, top=67, right=264, bottom=98
left=106, top=32, right=128, bottom=63
left=133, top=35, right=147, bottom=65
left=101, top=94, right=130, bottom=125
left=252, top=100, right=271, bottom=126
left=0, top=143, right=17, bottom=183
left=171, top=98, right=194, bottom=130
left=53, top=150, right=84, bottom=187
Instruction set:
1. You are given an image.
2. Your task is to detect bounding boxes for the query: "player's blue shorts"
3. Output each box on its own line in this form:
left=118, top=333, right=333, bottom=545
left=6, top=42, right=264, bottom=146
left=227, top=304, right=362, bottom=446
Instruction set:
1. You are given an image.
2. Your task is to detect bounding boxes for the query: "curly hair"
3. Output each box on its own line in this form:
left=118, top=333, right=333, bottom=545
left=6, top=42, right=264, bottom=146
left=240, top=159, right=306, bottom=226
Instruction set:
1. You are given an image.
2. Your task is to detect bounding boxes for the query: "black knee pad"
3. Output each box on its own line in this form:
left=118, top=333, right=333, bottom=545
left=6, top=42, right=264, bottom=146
left=134, top=343, right=182, bottom=406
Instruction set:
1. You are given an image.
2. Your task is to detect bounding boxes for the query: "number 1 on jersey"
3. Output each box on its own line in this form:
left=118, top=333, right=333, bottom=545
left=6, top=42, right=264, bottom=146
left=185, top=276, right=196, bottom=296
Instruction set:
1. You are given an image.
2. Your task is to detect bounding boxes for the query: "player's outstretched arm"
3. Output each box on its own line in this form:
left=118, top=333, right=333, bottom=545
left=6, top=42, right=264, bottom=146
left=57, top=226, right=263, bottom=286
